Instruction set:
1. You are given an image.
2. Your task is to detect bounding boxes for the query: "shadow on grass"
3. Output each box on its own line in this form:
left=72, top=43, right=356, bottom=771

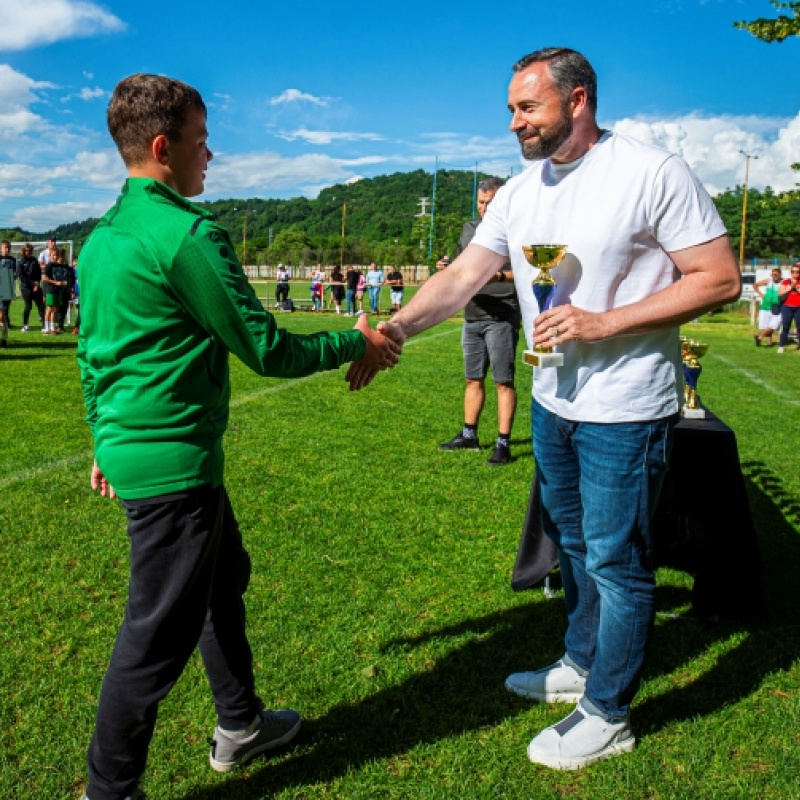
left=182, top=601, right=567, bottom=800
left=635, top=461, right=800, bottom=734
left=180, top=461, right=799, bottom=798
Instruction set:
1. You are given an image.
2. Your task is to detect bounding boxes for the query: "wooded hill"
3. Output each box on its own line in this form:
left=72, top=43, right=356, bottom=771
left=3, top=169, right=799, bottom=265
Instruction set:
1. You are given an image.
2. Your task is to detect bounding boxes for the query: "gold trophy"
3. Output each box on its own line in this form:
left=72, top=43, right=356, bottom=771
left=680, top=336, right=709, bottom=418
left=522, top=244, right=567, bottom=368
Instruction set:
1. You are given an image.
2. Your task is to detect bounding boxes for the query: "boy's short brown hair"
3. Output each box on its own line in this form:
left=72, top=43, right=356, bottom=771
left=107, top=74, right=206, bottom=167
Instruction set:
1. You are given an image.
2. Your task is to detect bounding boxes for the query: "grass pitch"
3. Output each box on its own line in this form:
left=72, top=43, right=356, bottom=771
left=1, top=305, right=799, bottom=799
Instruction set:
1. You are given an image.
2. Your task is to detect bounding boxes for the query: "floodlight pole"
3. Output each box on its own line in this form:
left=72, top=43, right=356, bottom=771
left=243, top=211, right=247, bottom=268
left=472, top=163, right=478, bottom=219
left=428, top=157, right=438, bottom=260
left=340, top=203, right=346, bottom=268
left=739, top=150, right=758, bottom=271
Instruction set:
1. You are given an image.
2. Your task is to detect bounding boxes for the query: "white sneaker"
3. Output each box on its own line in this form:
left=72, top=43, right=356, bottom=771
left=777, top=346, right=785, bottom=353
left=505, top=658, right=586, bottom=703
left=21, top=325, right=29, bottom=331
left=527, top=704, right=635, bottom=770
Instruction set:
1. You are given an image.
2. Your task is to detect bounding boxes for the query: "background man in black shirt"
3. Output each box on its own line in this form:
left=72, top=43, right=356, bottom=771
left=438, top=177, right=521, bottom=466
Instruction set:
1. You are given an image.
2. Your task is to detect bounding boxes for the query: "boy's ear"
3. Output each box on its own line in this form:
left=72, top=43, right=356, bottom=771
left=152, top=134, right=170, bottom=165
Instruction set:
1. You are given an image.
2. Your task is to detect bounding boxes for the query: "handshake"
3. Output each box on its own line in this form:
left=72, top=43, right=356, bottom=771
left=345, top=313, right=406, bottom=391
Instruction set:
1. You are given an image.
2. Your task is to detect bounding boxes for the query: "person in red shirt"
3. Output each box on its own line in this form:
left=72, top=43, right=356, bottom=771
left=777, top=262, right=800, bottom=353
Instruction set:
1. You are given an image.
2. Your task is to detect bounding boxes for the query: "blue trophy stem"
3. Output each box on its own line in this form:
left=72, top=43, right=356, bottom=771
left=533, top=283, right=554, bottom=312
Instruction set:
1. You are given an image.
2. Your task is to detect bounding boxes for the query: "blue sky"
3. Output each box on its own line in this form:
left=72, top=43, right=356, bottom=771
left=1, top=0, right=798, bottom=231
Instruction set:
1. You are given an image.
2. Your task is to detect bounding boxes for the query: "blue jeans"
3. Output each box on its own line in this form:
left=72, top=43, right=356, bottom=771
left=779, top=305, right=800, bottom=347
left=533, top=399, right=677, bottom=721
left=345, top=288, right=356, bottom=314
left=368, top=285, right=380, bottom=312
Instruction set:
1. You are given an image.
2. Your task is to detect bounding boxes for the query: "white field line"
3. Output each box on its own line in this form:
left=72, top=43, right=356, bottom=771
left=0, top=452, right=93, bottom=492
left=709, top=353, right=800, bottom=408
left=0, top=327, right=460, bottom=489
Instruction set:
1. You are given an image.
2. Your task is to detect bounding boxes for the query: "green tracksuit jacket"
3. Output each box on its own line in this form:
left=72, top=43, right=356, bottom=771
left=77, top=178, right=365, bottom=500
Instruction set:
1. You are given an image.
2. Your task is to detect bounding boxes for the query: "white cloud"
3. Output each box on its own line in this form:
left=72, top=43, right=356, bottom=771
left=269, top=88, right=330, bottom=107
left=277, top=127, right=384, bottom=145
left=0, top=64, right=54, bottom=137
left=204, top=150, right=387, bottom=196
left=0, top=0, right=126, bottom=52
left=11, top=200, right=112, bottom=231
left=609, top=111, right=800, bottom=195
left=78, top=86, right=107, bottom=101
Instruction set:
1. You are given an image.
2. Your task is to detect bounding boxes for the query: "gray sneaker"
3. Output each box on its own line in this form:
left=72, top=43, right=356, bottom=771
left=209, top=709, right=301, bottom=772
left=526, top=703, right=635, bottom=770
left=81, top=792, right=144, bottom=800
left=505, top=658, right=586, bottom=703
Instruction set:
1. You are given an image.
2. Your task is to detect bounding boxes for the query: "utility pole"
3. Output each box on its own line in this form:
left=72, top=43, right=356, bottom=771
left=415, top=197, right=430, bottom=253
left=739, top=150, right=758, bottom=271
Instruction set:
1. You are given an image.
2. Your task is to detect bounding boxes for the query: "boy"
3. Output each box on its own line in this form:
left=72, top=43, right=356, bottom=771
left=77, top=73, right=399, bottom=800
left=385, top=264, right=404, bottom=313
left=0, top=240, right=16, bottom=347
left=41, top=247, right=68, bottom=333
left=16, top=243, right=45, bottom=331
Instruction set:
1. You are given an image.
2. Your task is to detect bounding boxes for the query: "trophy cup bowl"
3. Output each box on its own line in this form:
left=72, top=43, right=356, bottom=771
left=680, top=337, right=709, bottom=418
left=522, top=244, right=568, bottom=369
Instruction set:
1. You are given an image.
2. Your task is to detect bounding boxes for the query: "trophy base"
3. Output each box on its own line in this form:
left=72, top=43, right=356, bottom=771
left=523, top=350, right=564, bottom=369
left=681, top=406, right=706, bottom=419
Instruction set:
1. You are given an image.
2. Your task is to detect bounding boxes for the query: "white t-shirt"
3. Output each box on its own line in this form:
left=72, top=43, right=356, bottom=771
left=472, top=131, right=726, bottom=423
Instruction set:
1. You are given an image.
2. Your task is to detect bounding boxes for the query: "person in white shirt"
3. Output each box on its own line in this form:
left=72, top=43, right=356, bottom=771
left=365, top=262, right=384, bottom=313
left=38, top=237, right=57, bottom=267
left=369, top=47, right=740, bottom=769
left=753, top=267, right=783, bottom=346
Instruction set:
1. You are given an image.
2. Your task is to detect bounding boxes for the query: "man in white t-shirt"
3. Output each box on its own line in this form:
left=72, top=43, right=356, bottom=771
left=364, top=47, right=740, bottom=769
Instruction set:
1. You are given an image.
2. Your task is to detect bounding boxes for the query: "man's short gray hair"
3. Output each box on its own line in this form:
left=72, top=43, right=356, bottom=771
left=478, top=176, right=505, bottom=194
left=512, top=47, right=597, bottom=115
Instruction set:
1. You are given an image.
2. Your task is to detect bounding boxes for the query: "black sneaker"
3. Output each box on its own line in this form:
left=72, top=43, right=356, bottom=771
left=487, top=442, right=512, bottom=466
left=209, top=709, right=301, bottom=772
left=753, top=334, right=761, bottom=347
left=438, top=433, right=480, bottom=451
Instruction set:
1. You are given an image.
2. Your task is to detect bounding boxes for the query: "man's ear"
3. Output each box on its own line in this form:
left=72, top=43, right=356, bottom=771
left=152, top=134, right=170, bottom=165
left=570, top=87, right=588, bottom=119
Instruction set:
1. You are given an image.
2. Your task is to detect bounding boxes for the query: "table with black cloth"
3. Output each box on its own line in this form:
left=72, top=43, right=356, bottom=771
left=512, top=409, right=763, bottom=622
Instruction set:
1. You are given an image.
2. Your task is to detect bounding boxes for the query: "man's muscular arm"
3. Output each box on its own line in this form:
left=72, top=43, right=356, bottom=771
left=379, top=243, right=507, bottom=347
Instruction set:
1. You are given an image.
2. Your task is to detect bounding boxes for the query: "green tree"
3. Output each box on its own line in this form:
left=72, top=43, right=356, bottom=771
left=734, top=1, right=800, bottom=42
left=714, top=186, right=800, bottom=259
left=0, top=229, right=27, bottom=242
left=270, top=226, right=311, bottom=265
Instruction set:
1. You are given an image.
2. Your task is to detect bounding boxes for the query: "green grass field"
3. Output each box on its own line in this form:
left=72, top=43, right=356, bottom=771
left=1, top=304, right=799, bottom=800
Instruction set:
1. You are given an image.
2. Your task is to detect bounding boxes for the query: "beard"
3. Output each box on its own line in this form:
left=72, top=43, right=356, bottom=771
left=517, top=108, right=573, bottom=160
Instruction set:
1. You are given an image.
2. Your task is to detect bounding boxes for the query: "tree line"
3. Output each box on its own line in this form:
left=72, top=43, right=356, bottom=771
left=3, top=169, right=798, bottom=265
